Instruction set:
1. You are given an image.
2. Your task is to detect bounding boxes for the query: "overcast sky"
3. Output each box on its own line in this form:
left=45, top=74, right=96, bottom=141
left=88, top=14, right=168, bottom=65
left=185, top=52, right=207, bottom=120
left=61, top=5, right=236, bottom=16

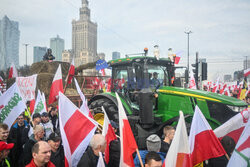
left=1, top=0, right=250, bottom=80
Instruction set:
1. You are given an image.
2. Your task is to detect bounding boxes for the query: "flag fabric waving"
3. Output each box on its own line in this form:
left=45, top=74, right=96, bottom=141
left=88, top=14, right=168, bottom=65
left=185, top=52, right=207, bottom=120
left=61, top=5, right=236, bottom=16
left=67, top=58, right=75, bottom=84
left=102, top=107, right=117, bottom=164
left=164, top=111, right=191, bottom=167
left=116, top=92, right=138, bottom=167
left=0, top=83, right=26, bottom=127
left=227, top=117, right=250, bottom=167
left=8, top=63, right=18, bottom=79
left=189, top=106, right=226, bottom=166
left=189, top=71, right=197, bottom=89
left=59, top=92, right=98, bottom=167
left=174, top=56, right=181, bottom=64
left=244, top=68, right=250, bottom=77
left=74, top=78, right=93, bottom=118
left=33, top=90, right=47, bottom=116
left=97, top=152, right=106, bottom=167
left=214, top=108, right=249, bottom=144
left=49, top=64, right=63, bottom=104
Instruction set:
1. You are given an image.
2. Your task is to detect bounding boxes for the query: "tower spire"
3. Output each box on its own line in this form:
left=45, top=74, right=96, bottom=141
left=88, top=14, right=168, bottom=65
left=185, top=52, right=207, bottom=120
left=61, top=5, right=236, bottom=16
left=82, top=0, right=89, bottom=7
left=80, top=0, right=90, bottom=20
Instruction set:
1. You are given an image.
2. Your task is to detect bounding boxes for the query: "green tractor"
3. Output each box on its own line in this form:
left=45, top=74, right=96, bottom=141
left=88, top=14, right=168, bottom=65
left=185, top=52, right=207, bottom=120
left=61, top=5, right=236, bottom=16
left=89, top=55, right=247, bottom=149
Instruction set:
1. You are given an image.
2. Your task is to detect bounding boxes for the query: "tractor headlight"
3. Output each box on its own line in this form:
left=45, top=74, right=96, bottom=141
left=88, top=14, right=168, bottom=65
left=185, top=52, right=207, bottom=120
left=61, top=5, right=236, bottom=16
left=227, top=105, right=248, bottom=112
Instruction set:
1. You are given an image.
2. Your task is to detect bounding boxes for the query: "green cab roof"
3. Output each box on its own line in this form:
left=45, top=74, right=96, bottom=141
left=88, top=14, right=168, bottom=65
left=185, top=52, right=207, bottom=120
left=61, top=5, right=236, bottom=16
left=109, top=56, right=172, bottom=66
left=158, top=86, right=247, bottom=106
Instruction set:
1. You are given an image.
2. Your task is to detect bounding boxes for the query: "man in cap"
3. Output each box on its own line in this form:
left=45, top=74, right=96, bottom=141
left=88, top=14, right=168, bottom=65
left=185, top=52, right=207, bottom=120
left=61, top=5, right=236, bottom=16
left=26, top=141, right=55, bottom=167
left=0, top=141, right=14, bottom=167
left=48, top=133, right=64, bottom=167
left=41, top=112, right=53, bottom=140
left=151, top=72, right=161, bottom=89
left=134, top=134, right=166, bottom=167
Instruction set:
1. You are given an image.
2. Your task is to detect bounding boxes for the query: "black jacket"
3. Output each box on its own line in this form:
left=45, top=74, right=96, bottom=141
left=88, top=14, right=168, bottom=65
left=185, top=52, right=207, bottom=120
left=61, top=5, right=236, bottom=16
left=77, top=147, right=99, bottom=167
left=160, top=140, right=170, bottom=153
left=8, top=121, right=29, bottom=167
left=50, top=145, right=65, bottom=167
left=22, top=135, right=38, bottom=166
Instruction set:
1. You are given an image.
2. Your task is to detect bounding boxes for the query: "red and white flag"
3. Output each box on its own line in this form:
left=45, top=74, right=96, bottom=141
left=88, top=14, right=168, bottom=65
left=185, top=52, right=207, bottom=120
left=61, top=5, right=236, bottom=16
left=67, top=58, right=75, bottom=84
left=8, top=63, right=18, bottom=79
left=189, top=71, right=196, bottom=89
left=49, top=64, right=63, bottom=104
left=0, top=76, right=4, bottom=88
left=244, top=68, right=250, bottom=77
left=59, top=92, right=98, bottom=167
left=214, top=108, right=249, bottom=144
left=74, top=78, right=93, bottom=118
left=227, top=116, right=250, bottom=167
left=116, top=92, right=138, bottom=167
left=102, top=107, right=117, bottom=164
left=164, top=111, right=191, bottom=167
left=212, top=77, right=220, bottom=93
left=189, top=106, right=226, bottom=166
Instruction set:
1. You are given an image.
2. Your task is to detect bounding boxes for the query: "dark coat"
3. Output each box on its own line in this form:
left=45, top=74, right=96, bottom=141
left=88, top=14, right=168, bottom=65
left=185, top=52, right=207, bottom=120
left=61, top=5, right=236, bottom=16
left=108, top=140, right=120, bottom=167
left=8, top=121, right=29, bottom=167
left=22, top=135, right=38, bottom=166
left=160, top=140, right=170, bottom=153
left=77, top=147, right=99, bottom=167
left=50, top=145, right=65, bottom=167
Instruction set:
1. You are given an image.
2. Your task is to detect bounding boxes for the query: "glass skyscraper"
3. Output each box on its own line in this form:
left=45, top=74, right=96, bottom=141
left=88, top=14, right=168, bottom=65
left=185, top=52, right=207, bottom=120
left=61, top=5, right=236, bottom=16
left=0, top=15, right=20, bottom=70
left=33, top=46, right=47, bottom=63
left=50, top=35, right=64, bottom=61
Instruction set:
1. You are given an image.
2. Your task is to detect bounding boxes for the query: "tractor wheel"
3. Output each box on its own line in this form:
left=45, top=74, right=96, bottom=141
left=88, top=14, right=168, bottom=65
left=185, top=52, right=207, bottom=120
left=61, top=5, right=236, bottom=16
left=89, top=98, right=118, bottom=125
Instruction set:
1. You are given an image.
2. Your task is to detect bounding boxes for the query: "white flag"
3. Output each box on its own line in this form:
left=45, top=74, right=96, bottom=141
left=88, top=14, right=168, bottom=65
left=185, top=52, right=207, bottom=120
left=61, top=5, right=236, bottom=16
left=0, top=83, right=26, bottom=127
left=33, top=90, right=46, bottom=116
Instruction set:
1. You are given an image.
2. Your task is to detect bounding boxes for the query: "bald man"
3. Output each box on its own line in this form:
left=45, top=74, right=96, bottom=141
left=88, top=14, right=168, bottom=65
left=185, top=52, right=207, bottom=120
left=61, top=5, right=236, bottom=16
left=26, top=141, right=55, bottom=167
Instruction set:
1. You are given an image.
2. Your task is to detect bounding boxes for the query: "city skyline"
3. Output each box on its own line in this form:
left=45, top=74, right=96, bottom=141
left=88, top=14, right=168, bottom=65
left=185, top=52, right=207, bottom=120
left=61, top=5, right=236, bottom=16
left=1, top=0, right=250, bottom=80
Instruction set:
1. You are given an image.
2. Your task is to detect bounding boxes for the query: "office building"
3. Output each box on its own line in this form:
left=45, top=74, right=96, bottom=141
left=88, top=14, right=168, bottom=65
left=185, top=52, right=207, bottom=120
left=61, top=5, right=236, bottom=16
left=0, top=15, right=20, bottom=70
left=50, top=35, right=64, bottom=61
left=33, top=46, right=47, bottom=63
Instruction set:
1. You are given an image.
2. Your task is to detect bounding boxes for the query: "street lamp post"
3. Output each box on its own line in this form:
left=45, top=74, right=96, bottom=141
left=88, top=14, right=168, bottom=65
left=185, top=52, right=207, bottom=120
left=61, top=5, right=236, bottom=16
left=23, top=43, right=29, bottom=66
left=184, top=30, right=192, bottom=80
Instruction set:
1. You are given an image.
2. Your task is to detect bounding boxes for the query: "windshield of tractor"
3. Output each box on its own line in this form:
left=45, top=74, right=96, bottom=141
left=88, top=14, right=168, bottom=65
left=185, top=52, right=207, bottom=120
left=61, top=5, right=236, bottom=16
left=148, top=65, right=169, bottom=88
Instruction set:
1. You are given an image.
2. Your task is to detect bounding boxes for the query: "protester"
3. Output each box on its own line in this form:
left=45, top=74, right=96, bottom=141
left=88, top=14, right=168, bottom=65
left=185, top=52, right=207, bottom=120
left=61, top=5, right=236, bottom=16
left=77, top=134, right=106, bottom=167
left=47, top=133, right=64, bottom=167
left=134, top=134, right=166, bottom=167
left=41, top=112, right=53, bottom=140
left=160, top=125, right=175, bottom=153
left=145, top=151, right=162, bottom=167
left=26, top=141, right=55, bottom=167
left=0, top=141, right=14, bottom=167
left=151, top=72, right=161, bottom=88
left=23, top=113, right=42, bottom=142
left=23, top=125, right=45, bottom=166
left=48, top=107, right=59, bottom=132
left=8, top=114, right=29, bottom=167
left=0, top=124, right=9, bottom=142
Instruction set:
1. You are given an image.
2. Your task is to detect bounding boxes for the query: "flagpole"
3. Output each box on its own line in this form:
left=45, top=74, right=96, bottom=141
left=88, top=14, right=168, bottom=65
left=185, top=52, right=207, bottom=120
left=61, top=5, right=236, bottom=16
left=136, top=149, right=144, bottom=167
left=64, top=75, right=69, bottom=93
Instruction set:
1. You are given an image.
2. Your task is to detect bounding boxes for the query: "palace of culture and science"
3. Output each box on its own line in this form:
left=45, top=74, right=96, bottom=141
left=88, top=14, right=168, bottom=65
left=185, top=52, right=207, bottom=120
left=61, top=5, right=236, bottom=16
left=62, top=0, right=99, bottom=75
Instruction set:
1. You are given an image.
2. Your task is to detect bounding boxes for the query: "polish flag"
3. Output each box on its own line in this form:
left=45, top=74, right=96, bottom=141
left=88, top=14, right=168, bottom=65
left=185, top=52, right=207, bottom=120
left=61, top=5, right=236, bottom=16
left=189, top=106, right=226, bottom=166
left=164, top=111, right=191, bottom=167
left=0, top=76, right=4, bottom=88
left=58, top=92, right=98, bottom=167
left=8, top=63, right=18, bottom=79
left=174, top=56, right=181, bottom=64
left=49, top=64, right=63, bottom=104
left=67, top=58, right=75, bottom=84
left=74, top=78, right=93, bottom=118
left=189, top=71, right=196, bottom=89
left=219, top=84, right=227, bottom=94
left=116, top=92, right=138, bottom=167
left=212, top=77, right=220, bottom=93
left=106, top=78, right=112, bottom=92
left=227, top=116, right=250, bottom=167
left=244, top=68, right=250, bottom=77
left=102, top=107, right=117, bottom=164
left=214, top=108, right=249, bottom=144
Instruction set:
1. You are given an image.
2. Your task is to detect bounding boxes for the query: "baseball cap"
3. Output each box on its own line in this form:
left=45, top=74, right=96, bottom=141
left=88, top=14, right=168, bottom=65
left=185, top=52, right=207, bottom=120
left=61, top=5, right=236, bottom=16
left=48, top=133, right=61, bottom=142
left=0, top=141, right=14, bottom=151
left=32, top=113, right=41, bottom=119
left=41, top=112, right=49, bottom=117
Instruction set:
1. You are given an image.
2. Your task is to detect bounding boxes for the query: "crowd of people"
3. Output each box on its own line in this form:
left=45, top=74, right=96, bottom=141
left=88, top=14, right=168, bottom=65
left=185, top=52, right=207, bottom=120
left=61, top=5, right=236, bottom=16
left=0, top=103, right=237, bottom=167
